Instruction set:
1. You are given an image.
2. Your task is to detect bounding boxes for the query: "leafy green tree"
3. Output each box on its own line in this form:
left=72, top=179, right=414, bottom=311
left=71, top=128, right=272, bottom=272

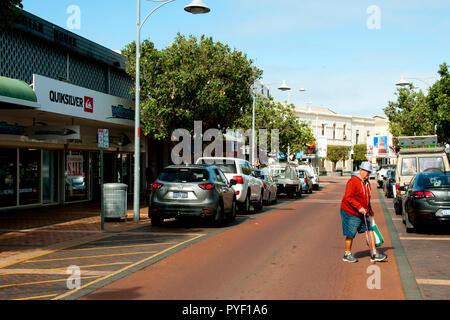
left=427, top=62, right=450, bottom=143
left=384, top=85, right=434, bottom=138
left=327, top=145, right=350, bottom=172
left=122, top=34, right=262, bottom=140
left=0, top=0, right=23, bottom=30
left=232, top=96, right=314, bottom=160
left=352, top=144, right=367, bottom=169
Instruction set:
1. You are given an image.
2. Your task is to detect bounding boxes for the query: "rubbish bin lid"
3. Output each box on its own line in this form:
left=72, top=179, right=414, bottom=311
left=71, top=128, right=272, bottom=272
left=103, top=183, right=128, bottom=189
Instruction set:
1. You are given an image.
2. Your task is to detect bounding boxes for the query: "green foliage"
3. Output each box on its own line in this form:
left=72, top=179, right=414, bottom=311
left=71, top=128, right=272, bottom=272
left=384, top=62, right=449, bottom=144
left=232, top=96, right=314, bottom=158
left=327, top=145, right=350, bottom=171
left=122, top=34, right=262, bottom=140
left=384, top=85, right=434, bottom=138
left=427, top=62, right=450, bottom=143
left=352, top=144, right=367, bottom=162
left=0, top=0, right=23, bottom=30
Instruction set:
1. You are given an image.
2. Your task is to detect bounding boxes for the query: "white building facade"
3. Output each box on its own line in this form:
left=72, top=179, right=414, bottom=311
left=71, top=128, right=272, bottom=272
left=294, top=104, right=392, bottom=173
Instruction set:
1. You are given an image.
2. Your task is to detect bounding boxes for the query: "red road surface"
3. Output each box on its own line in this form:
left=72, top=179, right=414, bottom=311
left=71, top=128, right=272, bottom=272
left=81, top=177, right=405, bottom=300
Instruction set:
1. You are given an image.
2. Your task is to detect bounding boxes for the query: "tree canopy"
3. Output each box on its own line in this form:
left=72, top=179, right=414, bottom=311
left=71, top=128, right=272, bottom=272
left=0, top=0, right=23, bottom=30
left=327, top=145, right=350, bottom=171
left=122, top=34, right=262, bottom=140
left=232, top=96, right=314, bottom=160
left=384, top=62, right=449, bottom=144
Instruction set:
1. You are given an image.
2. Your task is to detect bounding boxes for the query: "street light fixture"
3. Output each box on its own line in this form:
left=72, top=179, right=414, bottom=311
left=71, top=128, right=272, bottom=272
left=133, top=0, right=210, bottom=222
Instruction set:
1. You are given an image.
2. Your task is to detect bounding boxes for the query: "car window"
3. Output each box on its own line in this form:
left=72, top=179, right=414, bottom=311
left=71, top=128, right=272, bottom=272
left=213, top=169, right=224, bottom=182
left=159, top=168, right=209, bottom=182
left=409, top=176, right=416, bottom=189
left=418, top=174, right=450, bottom=188
left=418, top=157, right=444, bottom=173
left=218, top=169, right=228, bottom=183
left=401, top=158, right=417, bottom=176
left=240, top=162, right=252, bottom=175
left=215, top=163, right=237, bottom=174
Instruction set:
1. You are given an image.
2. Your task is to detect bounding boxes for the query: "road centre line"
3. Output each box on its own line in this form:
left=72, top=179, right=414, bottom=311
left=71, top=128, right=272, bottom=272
left=53, top=234, right=205, bottom=300
left=24, top=251, right=158, bottom=263
left=416, top=279, right=450, bottom=286
left=0, top=275, right=100, bottom=289
left=94, top=238, right=175, bottom=244
left=63, top=242, right=176, bottom=251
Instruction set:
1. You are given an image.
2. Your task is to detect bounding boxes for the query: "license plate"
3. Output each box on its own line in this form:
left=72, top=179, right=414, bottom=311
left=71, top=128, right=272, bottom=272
left=442, top=209, right=450, bottom=216
left=173, top=192, right=188, bottom=199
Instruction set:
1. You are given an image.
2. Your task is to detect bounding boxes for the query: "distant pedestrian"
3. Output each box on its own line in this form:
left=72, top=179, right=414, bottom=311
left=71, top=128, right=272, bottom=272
left=340, top=161, right=387, bottom=263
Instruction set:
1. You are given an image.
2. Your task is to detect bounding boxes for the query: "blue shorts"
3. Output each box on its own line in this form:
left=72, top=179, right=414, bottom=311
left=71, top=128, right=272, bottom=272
left=340, top=208, right=372, bottom=239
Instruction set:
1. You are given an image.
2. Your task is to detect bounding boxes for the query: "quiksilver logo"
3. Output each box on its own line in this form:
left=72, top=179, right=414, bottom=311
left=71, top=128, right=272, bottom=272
left=49, top=90, right=83, bottom=107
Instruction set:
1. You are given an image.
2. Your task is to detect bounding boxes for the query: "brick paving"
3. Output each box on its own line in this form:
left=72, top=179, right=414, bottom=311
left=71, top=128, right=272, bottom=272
left=0, top=201, right=152, bottom=267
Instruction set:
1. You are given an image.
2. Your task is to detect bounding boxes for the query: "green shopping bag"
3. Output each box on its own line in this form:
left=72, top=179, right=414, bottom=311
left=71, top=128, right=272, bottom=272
left=367, top=217, right=384, bottom=247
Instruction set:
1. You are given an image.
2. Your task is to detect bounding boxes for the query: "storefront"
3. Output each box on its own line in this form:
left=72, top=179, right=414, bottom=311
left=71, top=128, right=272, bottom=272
left=0, top=74, right=142, bottom=210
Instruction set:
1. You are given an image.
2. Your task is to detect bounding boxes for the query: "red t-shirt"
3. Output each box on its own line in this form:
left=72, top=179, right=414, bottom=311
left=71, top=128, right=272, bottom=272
left=341, top=176, right=373, bottom=217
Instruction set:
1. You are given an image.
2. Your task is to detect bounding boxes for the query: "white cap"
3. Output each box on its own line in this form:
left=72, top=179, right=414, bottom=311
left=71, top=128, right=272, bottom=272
left=360, top=161, right=373, bottom=173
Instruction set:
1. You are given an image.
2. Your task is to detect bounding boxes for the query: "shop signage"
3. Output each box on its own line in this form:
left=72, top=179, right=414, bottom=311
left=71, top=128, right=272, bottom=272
left=98, top=129, right=109, bottom=148
left=66, top=155, right=83, bottom=178
left=26, top=125, right=80, bottom=140
left=317, top=136, right=327, bottom=158
left=33, top=74, right=134, bottom=127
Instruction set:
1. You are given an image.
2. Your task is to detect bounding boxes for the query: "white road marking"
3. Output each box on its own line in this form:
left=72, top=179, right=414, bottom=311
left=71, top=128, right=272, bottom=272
left=416, top=279, right=450, bottom=286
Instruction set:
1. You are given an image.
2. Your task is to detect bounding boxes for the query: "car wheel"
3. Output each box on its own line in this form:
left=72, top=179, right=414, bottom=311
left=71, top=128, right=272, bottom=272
left=213, top=203, right=225, bottom=227
left=240, top=191, right=251, bottom=214
left=151, top=216, right=163, bottom=226
left=254, top=192, right=264, bottom=212
left=405, top=211, right=415, bottom=233
left=271, top=193, right=277, bottom=205
left=229, top=198, right=236, bottom=222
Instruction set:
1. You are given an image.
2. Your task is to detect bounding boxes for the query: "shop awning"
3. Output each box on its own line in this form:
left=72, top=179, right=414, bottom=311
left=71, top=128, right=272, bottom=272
left=0, top=76, right=40, bottom=108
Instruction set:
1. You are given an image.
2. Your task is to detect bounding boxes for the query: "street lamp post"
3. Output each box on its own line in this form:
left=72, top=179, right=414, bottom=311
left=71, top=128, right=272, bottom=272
left=133, top=0, right=210, bottom=222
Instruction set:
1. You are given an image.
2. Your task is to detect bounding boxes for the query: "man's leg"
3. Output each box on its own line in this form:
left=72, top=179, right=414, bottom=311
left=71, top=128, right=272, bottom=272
left=345, top=236, right=353, bottom=253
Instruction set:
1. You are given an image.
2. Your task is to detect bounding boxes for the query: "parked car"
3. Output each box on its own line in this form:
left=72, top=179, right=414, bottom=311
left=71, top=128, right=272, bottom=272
left=399, top=171, right=450, bottom=232
left=298, top=169, right=313, bottom=194
left=253, top=169, right=277, bottom=205
left=196, top=157, right=264, bottom=213
left=376, top=167, right=390, bottom=188
left=148, top=164, right=237, bottom=226
left=269, top=163, right=302, bottom=198
left=297, top=164, right=319, bottom=190
left=383, top=169, right=396, bottom=198
left=394, top=145, right=450, bottom=217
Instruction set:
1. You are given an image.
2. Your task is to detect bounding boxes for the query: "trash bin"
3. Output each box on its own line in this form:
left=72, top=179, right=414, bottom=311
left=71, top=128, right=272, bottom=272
left=103, top=183, right=128, bottom=218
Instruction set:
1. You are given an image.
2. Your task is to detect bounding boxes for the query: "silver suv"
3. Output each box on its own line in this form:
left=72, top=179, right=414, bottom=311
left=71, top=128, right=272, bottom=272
left=196, top=157, right=264, bottom=213
left=148, top=164, right=237, bottom=226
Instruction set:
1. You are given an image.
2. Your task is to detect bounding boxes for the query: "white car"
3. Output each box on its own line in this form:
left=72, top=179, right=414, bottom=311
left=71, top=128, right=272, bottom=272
left=195, top=157, right=264, bottom=213
left=297, top=164, right=320, bottom=190
left=376, top=168, right=390, bottom=188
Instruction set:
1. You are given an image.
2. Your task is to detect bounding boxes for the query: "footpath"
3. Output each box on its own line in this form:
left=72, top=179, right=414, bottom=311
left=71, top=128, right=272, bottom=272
left=0, top=201, right=151, bottom=269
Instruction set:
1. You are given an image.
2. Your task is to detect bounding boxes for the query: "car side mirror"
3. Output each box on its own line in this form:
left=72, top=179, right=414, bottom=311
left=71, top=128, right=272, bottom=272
left=230, top=179, right=237, bottom=186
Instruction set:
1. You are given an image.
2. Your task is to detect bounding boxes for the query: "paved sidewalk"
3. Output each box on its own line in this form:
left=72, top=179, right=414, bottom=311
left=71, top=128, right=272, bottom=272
left=0, top=201, right=151, bottom=268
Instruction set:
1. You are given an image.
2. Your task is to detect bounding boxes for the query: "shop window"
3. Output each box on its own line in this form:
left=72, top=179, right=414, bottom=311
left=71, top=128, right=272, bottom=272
left=0, top=148, right=17, bottom=208
left=65, top=151, right=88, bottom=202
left=43, top=150, right=58, bottom=204
left=19, top=149, right=41, bottom=205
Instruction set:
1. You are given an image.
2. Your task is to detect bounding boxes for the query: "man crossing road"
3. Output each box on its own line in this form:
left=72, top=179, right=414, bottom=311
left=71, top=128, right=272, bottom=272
left=340, top=161, right=387, bottom=263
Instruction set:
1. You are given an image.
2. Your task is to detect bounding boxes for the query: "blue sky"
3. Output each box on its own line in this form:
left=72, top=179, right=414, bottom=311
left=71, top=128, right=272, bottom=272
left=21, top=0, right=450, bottom=117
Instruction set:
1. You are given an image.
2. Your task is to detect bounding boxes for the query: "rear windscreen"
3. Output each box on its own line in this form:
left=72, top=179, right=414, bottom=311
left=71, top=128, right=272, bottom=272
left=418, top=174, right=450, bottom=188
left=215, top=163, right=237, bottom=174
left=159, top=168, right=209, bottom=182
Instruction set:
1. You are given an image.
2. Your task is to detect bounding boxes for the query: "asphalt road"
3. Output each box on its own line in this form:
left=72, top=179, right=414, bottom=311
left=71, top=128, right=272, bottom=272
left=81, top=178, right=405, bottom=300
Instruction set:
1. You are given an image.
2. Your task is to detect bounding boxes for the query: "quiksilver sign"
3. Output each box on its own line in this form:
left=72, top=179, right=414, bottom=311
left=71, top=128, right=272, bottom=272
left=49, top=90, right=93, bottom=113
